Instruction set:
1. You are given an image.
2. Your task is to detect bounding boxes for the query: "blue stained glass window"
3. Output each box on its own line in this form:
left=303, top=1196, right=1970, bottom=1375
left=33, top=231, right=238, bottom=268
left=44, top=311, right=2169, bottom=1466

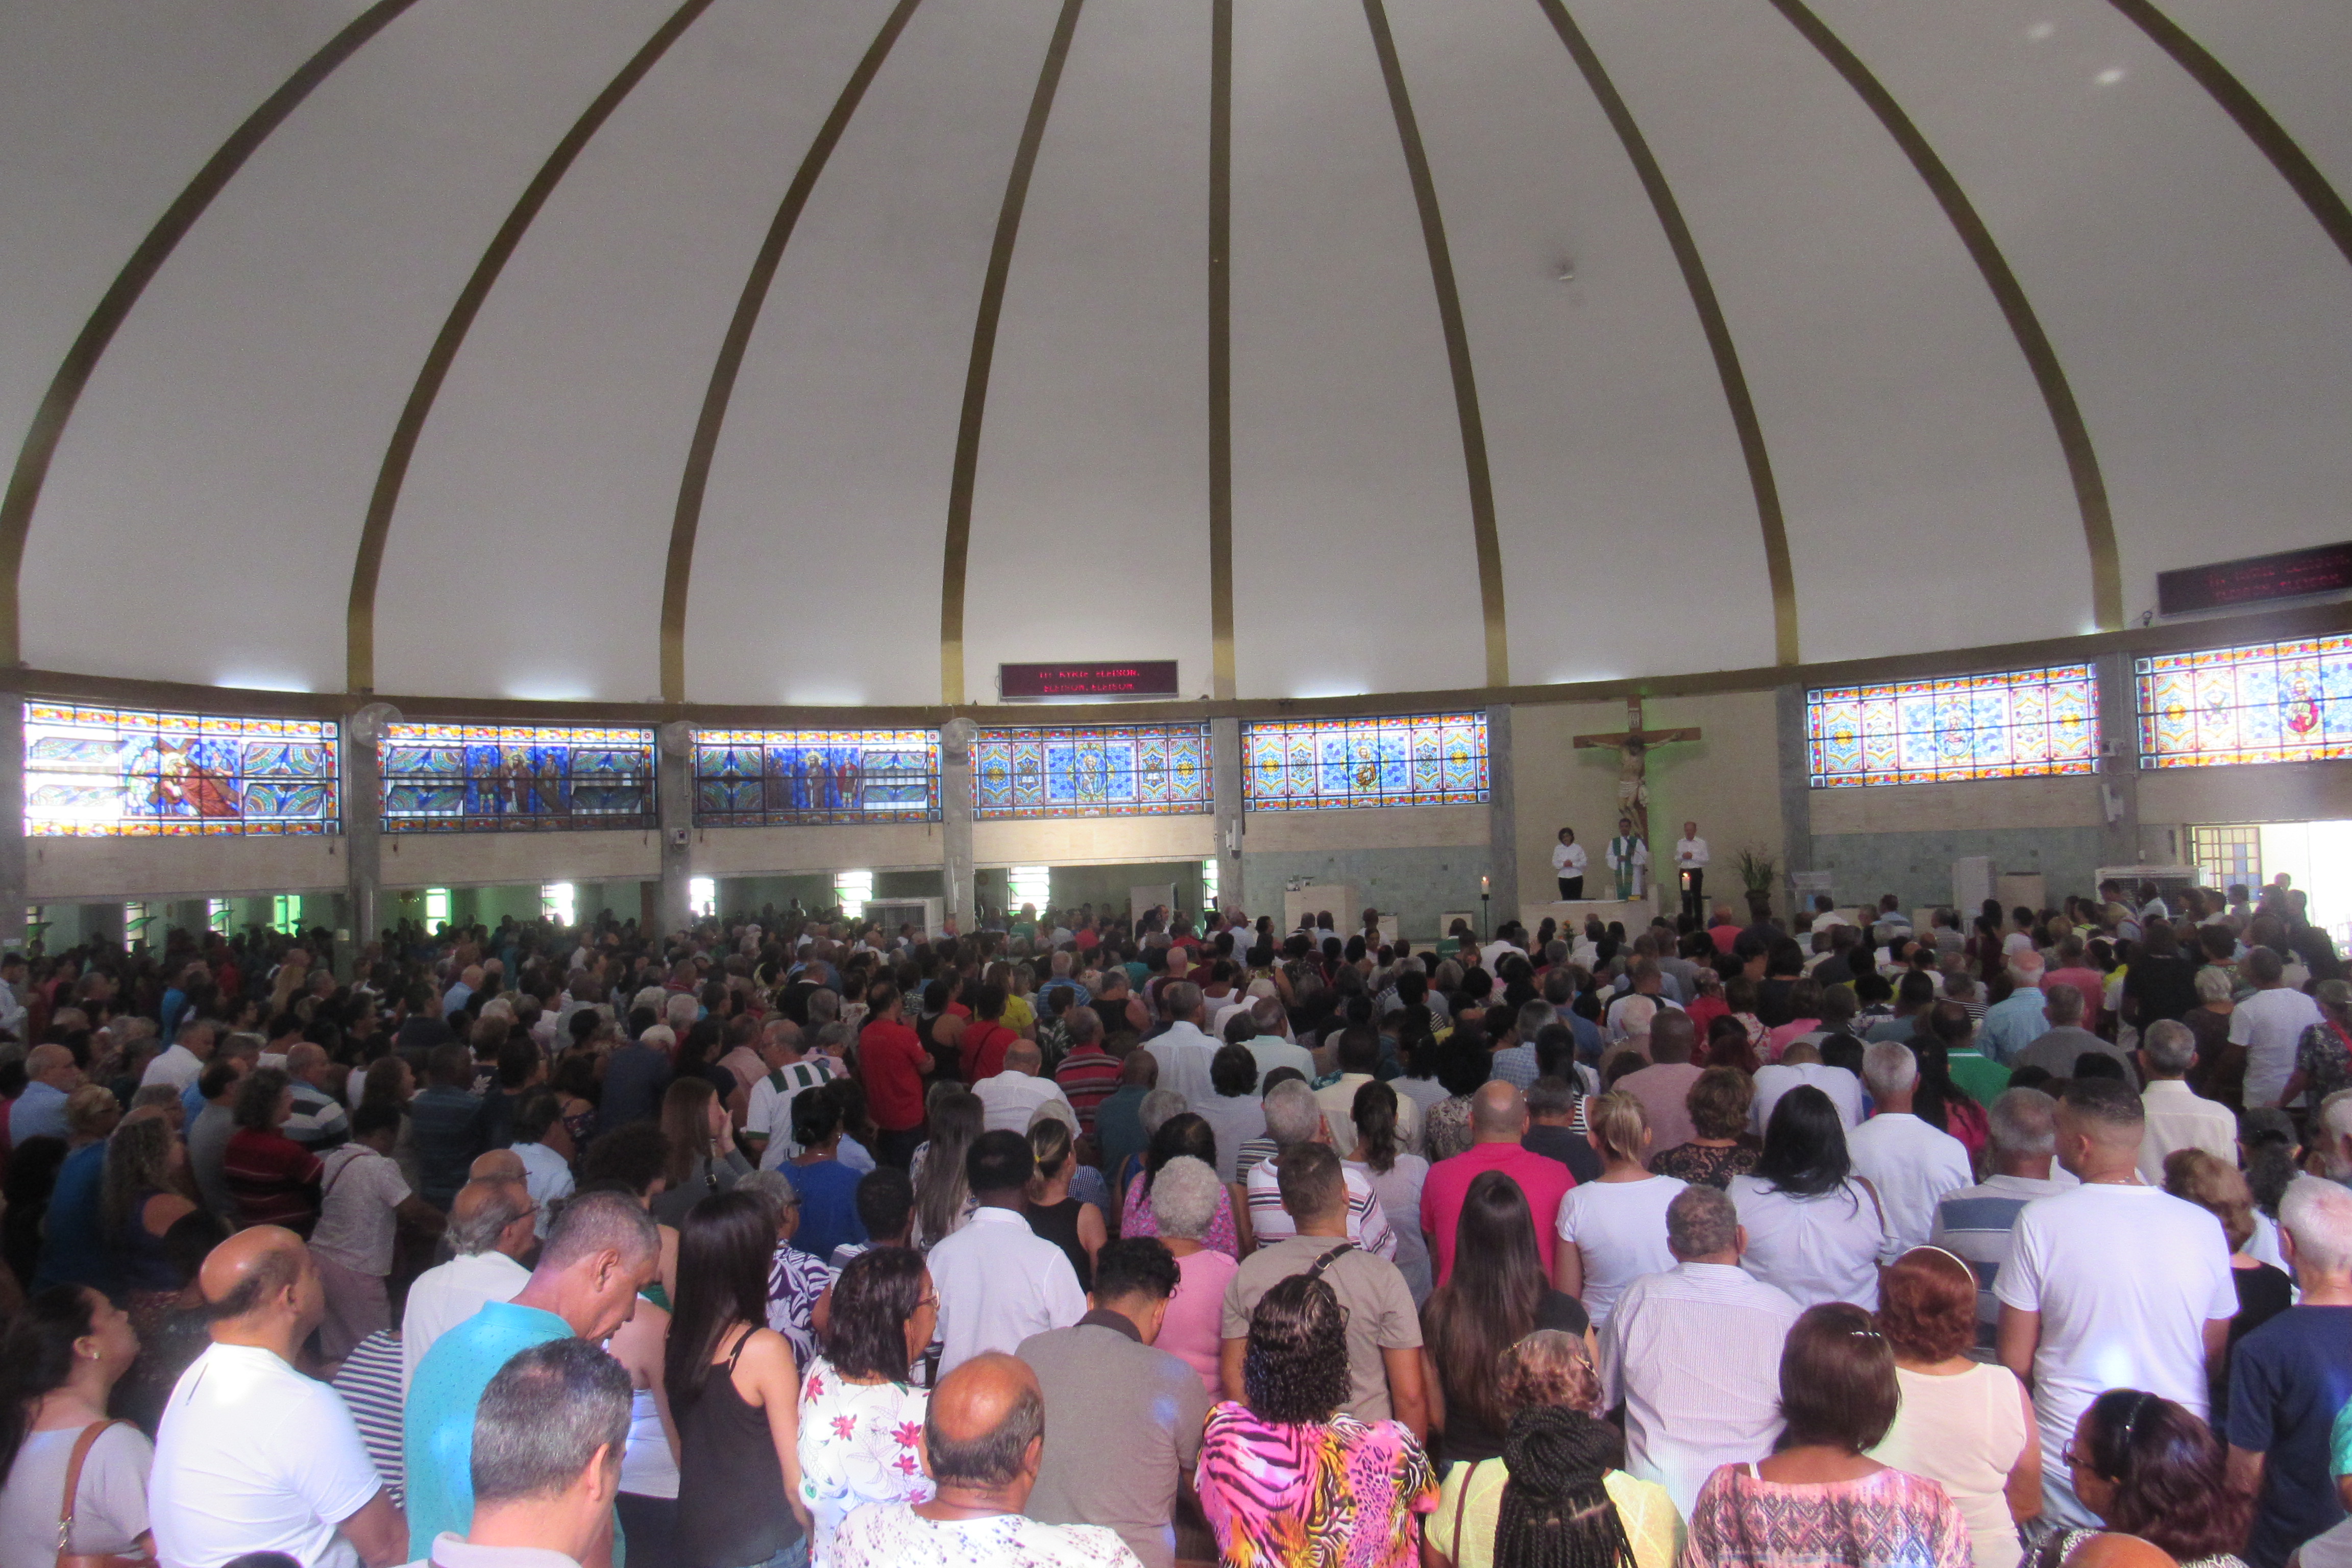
left=1240, top=713, right=1489, bottom=810
left=380, top=723, right=655, bottom=831
left=2136, top=635, right=2352, bottom=769
left=23, top=702, right=340, bottom=836
left=972, top=724, right=1211, bottom=819
left=694, top=729, right=941, bottom=824
left=1806, top=665, right=2100, bottom=788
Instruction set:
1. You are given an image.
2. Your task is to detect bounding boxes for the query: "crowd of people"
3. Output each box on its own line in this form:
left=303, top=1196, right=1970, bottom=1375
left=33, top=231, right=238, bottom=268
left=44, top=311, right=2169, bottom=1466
left=0, top=869, right=2345, bottom=1568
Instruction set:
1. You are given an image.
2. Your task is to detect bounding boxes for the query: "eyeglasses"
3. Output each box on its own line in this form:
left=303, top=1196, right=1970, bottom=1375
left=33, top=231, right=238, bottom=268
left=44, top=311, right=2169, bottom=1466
left=917, top=1294, right=941, bottom=1313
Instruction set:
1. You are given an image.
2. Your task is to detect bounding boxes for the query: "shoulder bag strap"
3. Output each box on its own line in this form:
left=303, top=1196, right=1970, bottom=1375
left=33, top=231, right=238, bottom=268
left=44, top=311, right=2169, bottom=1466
left=1450, top=1456, right=1490, bottom=1566
left=1304, top=1242, right=1355, bottom=1281
left=56, top=1420, right=118, bottom=1559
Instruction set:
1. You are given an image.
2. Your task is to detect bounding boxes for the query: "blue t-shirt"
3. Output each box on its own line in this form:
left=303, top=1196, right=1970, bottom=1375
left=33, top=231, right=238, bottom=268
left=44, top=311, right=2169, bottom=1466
left=2228, top=1304, right=2352, bottom=1568
left=402, top=1300, right=570, bottom=1558
left=31, top=1142, right=113, bottom=1293
left=781, top=1159, right=868, bottom=1261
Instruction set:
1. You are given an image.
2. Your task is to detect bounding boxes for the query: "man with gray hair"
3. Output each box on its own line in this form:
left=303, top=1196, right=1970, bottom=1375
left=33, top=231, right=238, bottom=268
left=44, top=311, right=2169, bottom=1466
left=2014, top=983, right=2139, bottom=1086
left=406, top=1190, right=662, bottom=1558
left=975, top=1040, right=1074, bottom=1135
left=1240, top=1080, right=1396, bottom=1257
left=2224, top=1176, right=2352, bottom=1568
left=400, top=1175, right=537, bottom=1392
left=1847, top=1041, right=1973, bottom=1252
left=2136, top=1017, right=2238, bottom=1183
left=1931, top=1087, right=2071, bottom=1347
left=419, top=1338, right=634, bottom=1568
left=1601, top=1184, right=1802, bottom=1516
left=1142, top=981, right=1218, bottom=1110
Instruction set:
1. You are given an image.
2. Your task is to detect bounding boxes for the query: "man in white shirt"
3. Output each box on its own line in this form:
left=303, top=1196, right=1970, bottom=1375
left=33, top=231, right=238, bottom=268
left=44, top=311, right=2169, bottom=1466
left=140, top=1018, right=217, bottom=1093
left=1552, top=828, right=1587, bottom=900
left=1673, top=821, right=1708, bottom=925
left=1601, top=1185, right=1802, bottom=1517
left=509, top=1095, right=576, bottom=1237
left=1312, top=1025, right=1420, bottom=1159
left=309, top=1104, right=441, bottom=1363
left=1997, top=1079, right=2238, bottom=1527
left=743, top=1019, right=840, bottom=1169
left=928, top=1131, right=1087, bottom=1376
left=151, top=1227, right=405, bottom=1568
left=2136, top=1019, right=2238, bottom=1183
left=2234, top=947, right=2326, bottom=1109
left=0, top=952, right=26, bottom=1039
left=975, top=1042, right=1074, bottom=1134
left=1141, top=982, right=1219, bottom=1110
left=1847, top=1043, right=1974, bottom=1251
left=1750, top=1043, right=1865, bottom=1132
left=399, top=1177, right=535, bottom=1393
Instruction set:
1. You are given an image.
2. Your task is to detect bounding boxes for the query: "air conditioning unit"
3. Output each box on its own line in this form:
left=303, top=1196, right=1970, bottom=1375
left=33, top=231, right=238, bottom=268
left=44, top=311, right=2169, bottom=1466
left=866, top=898, right=943, bottom=940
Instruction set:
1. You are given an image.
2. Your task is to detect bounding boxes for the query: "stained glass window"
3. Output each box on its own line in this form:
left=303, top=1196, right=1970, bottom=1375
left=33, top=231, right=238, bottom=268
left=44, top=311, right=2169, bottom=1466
left=693, top=729, right=939, bottom=825
left=1240, top=713, right=1489, bottom=810
left=1805, top=666, right=2099, bottom=788
left=2135, top=635, right=2352, bottom=768
left=380, top=723, right=655, bottom=831
left=972, top=724, right=1211, bottom=818
left=23, top=702, right=339, bottom=836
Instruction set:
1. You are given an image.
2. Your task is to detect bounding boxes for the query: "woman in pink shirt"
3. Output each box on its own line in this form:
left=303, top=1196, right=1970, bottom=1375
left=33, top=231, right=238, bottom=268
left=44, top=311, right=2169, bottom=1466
left=1147, top=1155, right=1237, bottom=1398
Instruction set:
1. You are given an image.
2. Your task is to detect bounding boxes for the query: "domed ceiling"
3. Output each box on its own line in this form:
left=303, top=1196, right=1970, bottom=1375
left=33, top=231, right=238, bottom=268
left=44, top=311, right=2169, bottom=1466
left=1, top=0, right=2346, bottom=709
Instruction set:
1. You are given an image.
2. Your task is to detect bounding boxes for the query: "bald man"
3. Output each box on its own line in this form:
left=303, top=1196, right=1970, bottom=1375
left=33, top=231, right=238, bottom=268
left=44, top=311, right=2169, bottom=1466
left=9, top=1041, right=81, bottom=1143
left=1416, top=1081, right=1575, bottom=1286
left=973, top=1040, right=1073, bottom=1135
left=828, top=1354, right=1144, bottom=1568
left=471, top=1148, right=527, bottom=1184
left=400, top=1175, right=537, bottom=1392
left=150, top=1228, right=406, bottom=1568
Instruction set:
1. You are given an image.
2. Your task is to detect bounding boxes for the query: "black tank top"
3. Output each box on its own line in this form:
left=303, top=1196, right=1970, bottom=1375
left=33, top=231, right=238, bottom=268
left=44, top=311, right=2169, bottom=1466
left=1026, top=1196, right=1092, bottom=1291
left=675, top=1326, right=802, bottom=1568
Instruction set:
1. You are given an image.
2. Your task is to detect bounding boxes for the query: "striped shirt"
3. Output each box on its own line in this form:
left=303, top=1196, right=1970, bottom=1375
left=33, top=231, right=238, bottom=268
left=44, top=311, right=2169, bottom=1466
left=1599, top=1261, right=1804, bottom=1517
left=1054, top=1047, right=1123, bottom=1132
left=748, top=1057, right=840, bottom=1169
left=1243, top=1158, right=1399, bottom=1260
left=1929, top=1173, right=2069, bottom=1345
left=329, top=1330, right=406, bottom=1506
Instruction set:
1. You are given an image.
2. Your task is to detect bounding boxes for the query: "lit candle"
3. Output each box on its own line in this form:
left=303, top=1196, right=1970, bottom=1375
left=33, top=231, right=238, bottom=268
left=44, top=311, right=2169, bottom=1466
left=1481, top=875, right=1489, bottom=893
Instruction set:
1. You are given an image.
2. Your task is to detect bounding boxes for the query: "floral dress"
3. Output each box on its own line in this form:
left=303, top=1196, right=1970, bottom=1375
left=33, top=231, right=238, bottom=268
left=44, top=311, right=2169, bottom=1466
left=2296, top=1019, right=2352, bottom=1106
left=1123, top=1171, right=1240, bottom=1256
left=1679, top=1463, right=1970, bottom=1568
left=796, top=1357, right=935, bottom=1568
left=1195, top=1403, right=1437, bottom=1568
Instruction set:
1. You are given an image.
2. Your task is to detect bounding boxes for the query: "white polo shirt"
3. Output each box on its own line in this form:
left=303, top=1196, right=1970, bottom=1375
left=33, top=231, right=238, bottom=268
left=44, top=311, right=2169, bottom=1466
left=927, top=1206, right=1086, bottom=1377
left=151, top=1342, right=384, bottom=1568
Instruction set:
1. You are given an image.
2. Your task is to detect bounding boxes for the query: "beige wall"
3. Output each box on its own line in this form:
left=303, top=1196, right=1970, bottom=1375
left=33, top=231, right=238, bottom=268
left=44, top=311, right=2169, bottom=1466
left=1810, top=775, right=2103, bottom=835
left=29, top=835, right=347, bottom=901
left=1242, top=804, right=1485, bottom=853
left=975, top=814, right=1214, bottom=866
left=691, top=822, right=946, bottom=876
left=2139, top=761, right=2352, bottom=828
left=1511, top=691, right=1785, bottom=901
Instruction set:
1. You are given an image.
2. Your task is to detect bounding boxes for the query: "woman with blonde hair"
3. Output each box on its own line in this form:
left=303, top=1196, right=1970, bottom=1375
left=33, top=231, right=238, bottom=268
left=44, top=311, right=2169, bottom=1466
left=1553, top=1092, right=1684, bottom=1324
left=1023, top=1113, right=1104, bottom=1289
left=101, top=1111, right=201, bottom=1335
left=1424, top=1330, right=1680, bottom=1568
left=2162, top=1149, right=2291, bottom=1403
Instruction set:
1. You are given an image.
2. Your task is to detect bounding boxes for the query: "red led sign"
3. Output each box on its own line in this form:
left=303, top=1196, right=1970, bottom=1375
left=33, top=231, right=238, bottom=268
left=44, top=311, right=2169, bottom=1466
left=2158, top=542, right=2352, bottom=616
left=998, top=662, right=1181, bottom=700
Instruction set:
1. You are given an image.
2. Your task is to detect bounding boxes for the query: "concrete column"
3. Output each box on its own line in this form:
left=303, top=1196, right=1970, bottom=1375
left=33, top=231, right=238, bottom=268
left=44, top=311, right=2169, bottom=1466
left=0, top=692, right=23, bottom=952
left=1486, top=704, right=1520, bottom=926
left=940, top=724, right=975, bottom=932
left=2094, top=652, right=2143, bottom=869
left=1211, top=716, right=1243, bottom=919
left=344, top=733, right=382, bottom=955
left=658, top=750, right=692, bottom=933
left=1775, top=683, right=1814, bottom=916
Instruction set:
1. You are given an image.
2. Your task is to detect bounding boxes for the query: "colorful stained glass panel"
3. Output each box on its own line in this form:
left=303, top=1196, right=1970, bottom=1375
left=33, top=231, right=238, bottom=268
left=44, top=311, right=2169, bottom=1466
left=23, top=702, right=339, bottom=836
left=2136, top=634, right=2352, bottom=769
left=1806, top=666, right=2100, bottom=787
left=693, top=729, right=940, bottom=825
left=971, top=724, right=1211, bottom=819
left=380, top=723, right=655, bottom=831
left=1240, top=713, right=1489, bottom=810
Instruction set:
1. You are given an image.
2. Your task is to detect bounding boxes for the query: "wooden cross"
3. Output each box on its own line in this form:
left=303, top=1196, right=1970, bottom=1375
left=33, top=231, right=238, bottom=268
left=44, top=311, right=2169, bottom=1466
left=1571, top=696, right=1701, bottom=846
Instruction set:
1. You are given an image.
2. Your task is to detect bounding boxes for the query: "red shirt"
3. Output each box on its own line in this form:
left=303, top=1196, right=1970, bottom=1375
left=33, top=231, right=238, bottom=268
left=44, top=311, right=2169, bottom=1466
left=222, top=1129, right=324, bottom=1234
left=1053, top=1046, right=1122, bottom=1131
left=1419, top=1141, right=1575, bottom=1286
left=962, top=1020, right=1018, bottom=1085
left=2043, top=967, right=2107, bottom=1010
left=860, top=1019, right=930, bottom=1132
left=1708, top=922, right=1742, bottom=956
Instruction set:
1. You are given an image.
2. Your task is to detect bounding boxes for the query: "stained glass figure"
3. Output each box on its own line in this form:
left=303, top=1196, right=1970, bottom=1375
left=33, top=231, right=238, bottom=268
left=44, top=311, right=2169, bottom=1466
left=1240, top=713, right=1489, bottom=810
left=972, top=724, right=1211, bottom=818
left=1806, top=666, right=2100, bottom=788
left=694, top=730, right=940, bottom=825
left=2136, top=635, right=2352, bottom=769
left=380, top=724, right=655, bottom=831
left=23, top=703, right=339, bottom=836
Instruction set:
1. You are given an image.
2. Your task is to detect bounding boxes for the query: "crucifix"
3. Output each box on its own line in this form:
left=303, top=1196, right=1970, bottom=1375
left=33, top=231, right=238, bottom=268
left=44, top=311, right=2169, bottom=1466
left=1571, top=696, right=1702, bottom=850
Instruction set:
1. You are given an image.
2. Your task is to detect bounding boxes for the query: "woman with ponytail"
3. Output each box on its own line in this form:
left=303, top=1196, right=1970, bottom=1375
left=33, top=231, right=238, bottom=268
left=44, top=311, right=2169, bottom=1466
left=0, top=1285, right=152, bottom=1563
left=1424, top=1330, right=1678, bottom=1568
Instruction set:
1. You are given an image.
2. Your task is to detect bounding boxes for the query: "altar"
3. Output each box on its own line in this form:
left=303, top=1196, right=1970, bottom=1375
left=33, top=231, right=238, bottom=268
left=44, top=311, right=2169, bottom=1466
left=1520, top=897, right=1661, bottom=938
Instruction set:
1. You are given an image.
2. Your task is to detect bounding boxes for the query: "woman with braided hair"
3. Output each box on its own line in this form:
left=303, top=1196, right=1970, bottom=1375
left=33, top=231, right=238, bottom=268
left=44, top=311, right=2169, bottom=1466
left=1425, top=1330, right=1680, bottom=1568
